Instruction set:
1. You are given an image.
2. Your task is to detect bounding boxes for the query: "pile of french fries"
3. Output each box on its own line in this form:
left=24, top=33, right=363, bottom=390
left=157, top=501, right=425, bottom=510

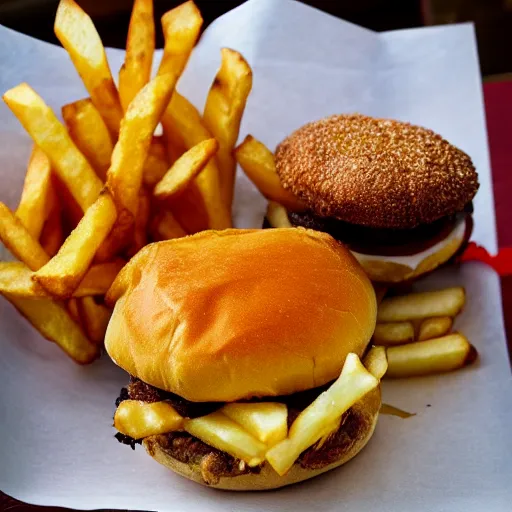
left=0, top=0, right=252, bottom=363
left=374, top=287, right=477, bottom=378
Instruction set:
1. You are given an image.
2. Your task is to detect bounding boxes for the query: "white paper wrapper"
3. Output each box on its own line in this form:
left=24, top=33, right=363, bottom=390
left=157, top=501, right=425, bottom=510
left=1, top=0, right=511, bottom=510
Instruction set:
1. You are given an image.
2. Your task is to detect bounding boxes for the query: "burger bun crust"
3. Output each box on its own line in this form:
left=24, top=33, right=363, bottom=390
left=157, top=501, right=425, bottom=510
left=105, top=228, right=377, bottom=402
left=275, top=114, right=478, bottom=229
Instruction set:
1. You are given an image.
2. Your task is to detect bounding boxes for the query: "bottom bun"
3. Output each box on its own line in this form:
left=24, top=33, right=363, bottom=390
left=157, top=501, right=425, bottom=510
left=353, top=233, right=465, bottom=284
left=143, top=387, right=381, bottom=491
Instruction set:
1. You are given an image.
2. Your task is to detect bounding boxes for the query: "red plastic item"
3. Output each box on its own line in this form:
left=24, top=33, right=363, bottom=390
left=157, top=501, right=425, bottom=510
left=459, top=242, right=512, bottom=276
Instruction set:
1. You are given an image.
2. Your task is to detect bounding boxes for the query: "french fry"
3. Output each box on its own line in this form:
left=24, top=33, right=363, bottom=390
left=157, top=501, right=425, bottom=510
left=54, top=0, right=123, bottom=135
left=0, top=202, right=50, bottom=271
left=0, top=261, right=87, bottom=352
left=161, top=93, right=212, bottom=150
left=386, top=333, right=478, bottom=378
left=67, top=297, right=82, bottom=325
left=115, top=400, right=183, bottom=439
left=128, top=189, right=151, bottom=256
left=222, top=402, right=288, bottom=447
left=33, top=191, right=117, bottom=298
left=266, top=354, right=378, bottom=476
left=157, top=1, right=202, bottom=79
left=266, top=201, right=292, bottom=228
left=119, top=0, right=155, bottom=112
left=161, top=92, right=231, bottom=230
left=3, top=84, right=102, bottom=212
left=52, top=174, right=83, bottom=229
left=62, top=98, right=114, bottom=181
left=154, top=138, right=218, bottom=199
left=184, top=411, right=266, bottom=467
left=0, top=262, right=49, bottom=298
left=161, top=91, right=217, bottom=153
left=39, top=198, right=65, bottom=257
left=150, top=211, right=187, bottom=241
left=44, top=173, right=59, bottom=210
left=143, top=136, right=171, bottom=188
left=203, top=48, right=252, bottom=208
left=377, top=287, right=466, bottom=323
left=234, top=135, right=305, bottom=211
left=107, top=73, right=178, bottom=217
left=15, top=146, right=54, bottom=239
left=363, top=346, right=388, bottom=380
left=169, top=185, right=209, bottom=234
left=314, top=416, right=343, bottom=451
left=0, top=260, right=124, bottom=298
left=152, top=1, right=202, bottom=194
left=78, top=296, right=112, bottom=345
left=93, top=210, right=134, bottom=264
left=166, top=138, right=186, bottom=166
left=418, top=316, right=453, bottom=341
left=74, top=260, right=126, bottom=297
left=100, top=75, right=178, bottom=261
left=374, top=322, right=415, bottom=346
left=7, top=295, right=99, bottom=363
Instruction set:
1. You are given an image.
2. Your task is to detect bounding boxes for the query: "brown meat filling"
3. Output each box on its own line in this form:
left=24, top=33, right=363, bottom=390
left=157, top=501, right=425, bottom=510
left=279, top=203, right=473, bottom=257
left=145, top=433, right=261, bottom=486
left=124, top=377, right=220, bottom=418
left=115, top=378, right=367, bottom=484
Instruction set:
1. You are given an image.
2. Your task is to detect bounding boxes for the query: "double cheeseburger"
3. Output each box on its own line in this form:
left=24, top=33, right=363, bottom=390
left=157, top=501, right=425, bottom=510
left=272, top=114, right=479, bottom=283
left=105, top=228, right=383, bottom=490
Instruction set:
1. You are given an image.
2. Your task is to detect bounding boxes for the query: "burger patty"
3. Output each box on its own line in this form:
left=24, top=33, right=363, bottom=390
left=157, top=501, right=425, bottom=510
left=115, top=378, right=366, bottom=484
left=121, top=377, right=221, bottom=418
left=286, top=203, right=473, bottom=257
left=144, top=433, right=262, bottom=485
left=120, top=377, right=330, bottom=422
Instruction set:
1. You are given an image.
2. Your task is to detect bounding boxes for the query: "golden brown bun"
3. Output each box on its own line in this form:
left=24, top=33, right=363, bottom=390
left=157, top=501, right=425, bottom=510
left=354, top=234, right=465, bottom=283
left=275, top=114, right=478, bottom=229
left=105, top=228, right=377, bottom=402
left=143, top=386, right=381, bottom=490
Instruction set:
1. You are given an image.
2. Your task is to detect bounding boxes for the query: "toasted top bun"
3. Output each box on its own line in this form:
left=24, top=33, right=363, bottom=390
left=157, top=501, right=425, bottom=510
left=275, top=114, right=479, bottom=229
left=105, top=228, right=376, bottom=402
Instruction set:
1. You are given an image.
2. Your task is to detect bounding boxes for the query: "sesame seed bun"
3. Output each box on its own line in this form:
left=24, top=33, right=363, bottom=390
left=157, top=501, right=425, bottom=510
left=275, top=114, right=479, bottom=229
left=105, top=228, right=377, bottom=402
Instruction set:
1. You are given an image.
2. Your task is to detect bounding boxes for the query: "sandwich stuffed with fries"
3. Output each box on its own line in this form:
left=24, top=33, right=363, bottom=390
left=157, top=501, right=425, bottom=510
left=106, top=228, right=387, bottom=490
left=237, top=114, right=479, bottom=284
